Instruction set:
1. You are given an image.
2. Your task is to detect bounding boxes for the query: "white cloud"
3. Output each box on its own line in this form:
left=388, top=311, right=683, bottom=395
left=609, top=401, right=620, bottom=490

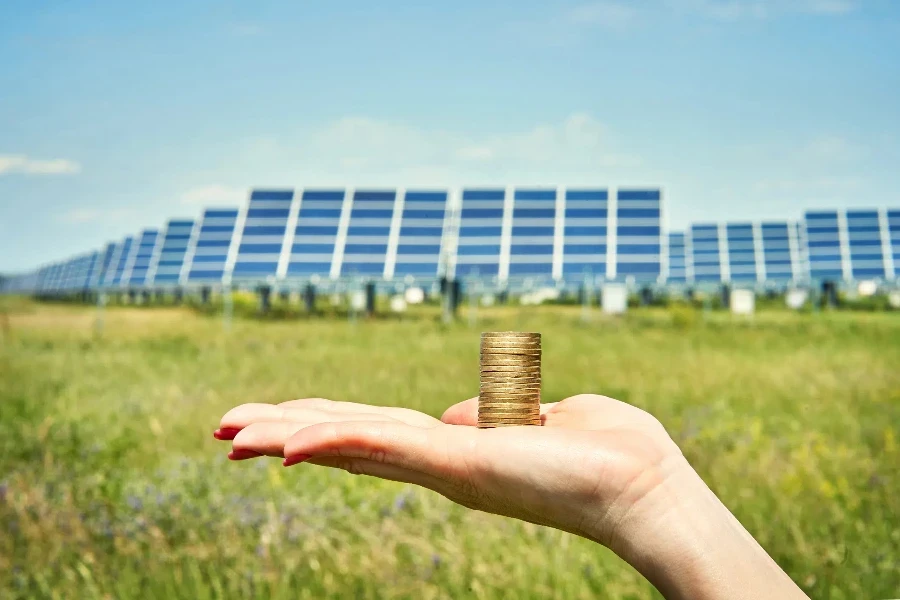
left=293, top=112, right=641, bottom=183
left=799, top=0, right=858, bottom=15
left=0, top=155, right=81, bottom=176
left=753, top=175, right=865, bottom=193
left=228, top=23, right=264, bottom=37
left=56, top=207, right=136, bottom=224
left=180, top=184, right=246, bottom=206
left=802, top=135, right=865, bottom=162
left=564, top=2, right=638, bottom=28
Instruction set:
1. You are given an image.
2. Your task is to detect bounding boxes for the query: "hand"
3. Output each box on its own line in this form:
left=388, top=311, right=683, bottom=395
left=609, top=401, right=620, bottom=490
left=214, top=395, right=807, bottom=600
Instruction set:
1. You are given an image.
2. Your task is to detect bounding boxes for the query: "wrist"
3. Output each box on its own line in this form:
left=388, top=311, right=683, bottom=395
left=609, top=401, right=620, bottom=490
left=584, top=456, right=807, bottom=600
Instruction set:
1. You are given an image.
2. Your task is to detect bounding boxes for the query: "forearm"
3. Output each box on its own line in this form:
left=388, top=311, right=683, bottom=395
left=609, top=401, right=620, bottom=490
left=587, top=457, right=808, bottom=600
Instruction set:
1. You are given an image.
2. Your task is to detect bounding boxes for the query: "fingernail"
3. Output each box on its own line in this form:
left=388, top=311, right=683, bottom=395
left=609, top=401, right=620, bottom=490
left=228, top=449, right=262, bottom=461
left=214, top=428, right=241, bottom=440
left=283, top=454, right=312, bottom=467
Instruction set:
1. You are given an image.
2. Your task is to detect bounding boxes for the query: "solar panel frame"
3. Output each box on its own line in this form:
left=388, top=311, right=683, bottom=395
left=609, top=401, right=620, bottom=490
left=338, top=189, right=398, bottom=279
left=666, top=231, right=689, bottom=283
left=389, top=189, right=451, bottom=280
left=231, top=189, right=294, bottom=282
left=507, top=188, right=558, bottom=280
left=123, top=229, right=161, bottom=287
left=147, top=219, right=196, bottom=286
left=725, top=222, right=760, bottom=283
left=689, top=223, right=724, bottom=283
left=614, top=188, right=663, bottom=282
left=846, top=209, right=888, bottom=280
left=453, top=188, right=507, bottom=279
left=285, top=188, right=346, bottom=279
left=186, top=208, right=240, bottom=285
left=804, top=210, right=849, bottom=281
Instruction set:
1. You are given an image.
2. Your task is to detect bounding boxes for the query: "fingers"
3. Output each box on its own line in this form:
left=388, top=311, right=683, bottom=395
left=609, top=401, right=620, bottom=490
left=228, top=413, right=400, bottom=458
left=278, top=398, right=441, bottom=427
left=217, top=399, right=440, bottom=438
left=283, top=420, right=458, bottom=478
left=441, top=397, right=560, bottom=426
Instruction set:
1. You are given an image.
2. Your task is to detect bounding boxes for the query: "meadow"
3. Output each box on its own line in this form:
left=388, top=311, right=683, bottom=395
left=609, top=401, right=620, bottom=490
left=1, top=298, right=898, bottom=599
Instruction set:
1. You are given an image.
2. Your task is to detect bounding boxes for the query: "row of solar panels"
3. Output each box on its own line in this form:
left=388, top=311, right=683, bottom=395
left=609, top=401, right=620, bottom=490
left=2, top=187, right=898, bottom=294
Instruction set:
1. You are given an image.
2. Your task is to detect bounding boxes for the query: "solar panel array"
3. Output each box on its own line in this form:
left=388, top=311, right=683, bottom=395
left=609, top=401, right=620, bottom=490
left=3, top=187, right=899, bottom=296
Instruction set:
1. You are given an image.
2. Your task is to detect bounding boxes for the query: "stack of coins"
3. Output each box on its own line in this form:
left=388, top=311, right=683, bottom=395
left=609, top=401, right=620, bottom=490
left=478, top=332, right=542, bottom=428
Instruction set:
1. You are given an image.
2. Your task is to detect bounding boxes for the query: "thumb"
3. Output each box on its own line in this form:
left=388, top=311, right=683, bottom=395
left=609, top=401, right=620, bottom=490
left=441, top=397, right=479, bottom=426
left=283, top=420, right=476, bottom=503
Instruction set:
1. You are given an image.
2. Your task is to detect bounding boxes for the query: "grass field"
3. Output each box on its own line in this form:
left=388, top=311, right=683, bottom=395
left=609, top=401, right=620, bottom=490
left=1, top=299, right=898, bottom=599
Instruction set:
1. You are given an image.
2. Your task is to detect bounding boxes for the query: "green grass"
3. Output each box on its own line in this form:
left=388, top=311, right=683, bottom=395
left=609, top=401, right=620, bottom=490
left=1, top=301, right=898, bottom=599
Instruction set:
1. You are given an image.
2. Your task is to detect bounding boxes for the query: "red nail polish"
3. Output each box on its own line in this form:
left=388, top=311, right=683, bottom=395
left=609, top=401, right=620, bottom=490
left=283, top=454, right=312, bottom=467
left=215, top=427, right=241, bottom=440
left=228, top=449, right=261, bottom=461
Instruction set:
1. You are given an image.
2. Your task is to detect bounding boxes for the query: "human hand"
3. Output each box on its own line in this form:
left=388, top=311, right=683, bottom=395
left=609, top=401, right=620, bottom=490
left=214, top=395, right=807, bottom=600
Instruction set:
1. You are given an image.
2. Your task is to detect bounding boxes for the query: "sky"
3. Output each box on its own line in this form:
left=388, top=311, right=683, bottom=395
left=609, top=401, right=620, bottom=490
left=1, top=0, right=899, bottom=272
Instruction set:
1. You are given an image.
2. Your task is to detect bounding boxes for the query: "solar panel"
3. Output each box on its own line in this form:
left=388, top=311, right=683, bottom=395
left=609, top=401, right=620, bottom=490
left=90, top=243, right=118, bottom=290
left=339, top=189, right=397, bottom=278
left=725, top=222, right=759, bottom=283
left=666, top=232, right=689, bottom=283
left=615, top=189, right=662, bottom=281
left=804, top=210, right=848, bottom=281
left=106, top=236, right=134, bottom=287
left=562, top=189, right=608, bottom=280
left=187, top=208, right=240, bottom=284
left=232, top=189, right=293, bottom=281
left=846, top=209, right=887, bottom=279
left=507, top=188, right=557, bottom=279
left=455, top=188, right=505, bottom=278
left=285, top=189, right=345, bottom=278
left=391, top=190, right=449, bottom=279
left=148, top=220, right=195, bottom=285
left=123, top=229, right=160, bottom=287
left=889, top=209, right=900, bottom=279
left=690, top=223, right=723, bottom=282
left=758, top=222, right=796, bottom=282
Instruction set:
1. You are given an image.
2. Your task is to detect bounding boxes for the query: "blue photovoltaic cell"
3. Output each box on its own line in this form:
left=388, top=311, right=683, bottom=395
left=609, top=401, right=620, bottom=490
left=340, top=190, right=397, bottom=277
left=394, top=190, right=448, bottom=279
left=508, top=189, right=556, bottom=277
left=107, top=236, right=133, bottom=287
left=234, top=190, right=293, bottom=279
left=725, top=223, right=758, bottom=282
left=288, top=189, right=344, bottom=277
left=562, top=189, right=607, bottom=278
left=456, top=189, right=505, bottom=278
left=889, top=209, right=900, bottom=268
left=690, top=224, right=722, bottom=282
left=91, top=243, right=117, bottom=289
left=616, top=189, right=661, bottom=280
left=188, top=208, right=238, bottom=283
left=845, top=210, right=886, bottom=279
left=667, top=232, right=688, bottom=283
left=150, top=220, right=195, bottom=284
left=760, top=222, right=794, bottom=281
left=124, top=229, right=159, bottom=286
left=804, top=211, right=844, bottom=280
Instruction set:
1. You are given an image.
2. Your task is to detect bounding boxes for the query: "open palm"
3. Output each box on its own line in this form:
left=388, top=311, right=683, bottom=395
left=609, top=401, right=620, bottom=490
left=214, top=394, right=686, bottom=550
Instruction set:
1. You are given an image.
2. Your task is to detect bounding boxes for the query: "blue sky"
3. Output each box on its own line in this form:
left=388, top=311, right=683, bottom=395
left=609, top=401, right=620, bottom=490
left=1, top=0, right=898, bottom=271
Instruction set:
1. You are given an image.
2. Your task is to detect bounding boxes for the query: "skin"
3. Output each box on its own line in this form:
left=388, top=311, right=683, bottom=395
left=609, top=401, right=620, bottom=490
left=214, top=394, right=809, bottom=600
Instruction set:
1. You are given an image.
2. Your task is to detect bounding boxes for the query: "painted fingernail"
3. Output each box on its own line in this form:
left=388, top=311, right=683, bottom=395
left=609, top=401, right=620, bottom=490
left=283, top=454, right=312, bottom=467
left=228, top=449, right=262, bottom=461
left=214, top=428, right=241, bottom=440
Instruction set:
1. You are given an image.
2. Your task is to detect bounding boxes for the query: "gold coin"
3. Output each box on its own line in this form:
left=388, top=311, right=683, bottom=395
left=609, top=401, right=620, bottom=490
left=480, top=340, right=541, bottom=348
left=480, top=361, right=540, bottom=368
left=478, top=411, right=540, bottom=418
left=478, top=420, right=541, bottom=427
left=481, top=331, right=540, bottom=337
